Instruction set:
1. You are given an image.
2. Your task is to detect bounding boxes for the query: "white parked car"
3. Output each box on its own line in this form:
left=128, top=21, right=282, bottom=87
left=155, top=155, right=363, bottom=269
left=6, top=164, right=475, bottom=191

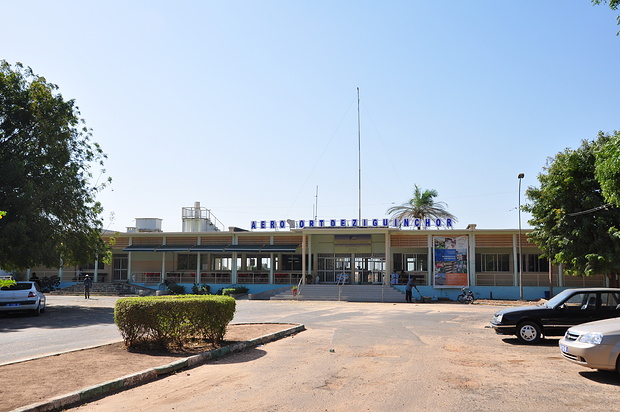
left=0, top=281, right=46, bottom=316
left=559, top=317, right=620, bottom=373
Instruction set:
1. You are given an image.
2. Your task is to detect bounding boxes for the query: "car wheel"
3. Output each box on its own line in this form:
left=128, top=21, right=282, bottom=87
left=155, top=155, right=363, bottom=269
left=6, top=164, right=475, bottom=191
left=616, top=355, right=620, bottom=374
left=517, top=321, right=542, bottom=344
left=31, top=303, right=41, bottom=317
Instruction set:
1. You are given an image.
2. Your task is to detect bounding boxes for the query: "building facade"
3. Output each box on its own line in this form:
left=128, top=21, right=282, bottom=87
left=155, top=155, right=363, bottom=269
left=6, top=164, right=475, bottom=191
left=30, top=204, right=607, bottom=300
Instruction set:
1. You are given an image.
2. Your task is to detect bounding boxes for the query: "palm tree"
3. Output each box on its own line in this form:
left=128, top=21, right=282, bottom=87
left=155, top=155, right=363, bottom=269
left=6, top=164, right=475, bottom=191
left=387, top=185, right=457, bottom=229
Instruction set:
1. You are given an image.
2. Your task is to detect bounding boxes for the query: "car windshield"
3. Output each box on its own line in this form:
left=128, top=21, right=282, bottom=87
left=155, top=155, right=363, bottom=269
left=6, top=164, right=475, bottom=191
left=544, top=289, right=575, bottom=308
left=0, top=282, right=33, bottom=291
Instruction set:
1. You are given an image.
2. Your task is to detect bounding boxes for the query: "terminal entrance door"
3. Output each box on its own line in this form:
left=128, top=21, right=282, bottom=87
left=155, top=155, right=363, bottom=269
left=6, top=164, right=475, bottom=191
left=317, top=254, right=351, bottom=283
left=354, top=254, right=385, bottom=284
left=317, top=254, right=385, bottom=284
left=113, top=255, right=128, bottom=281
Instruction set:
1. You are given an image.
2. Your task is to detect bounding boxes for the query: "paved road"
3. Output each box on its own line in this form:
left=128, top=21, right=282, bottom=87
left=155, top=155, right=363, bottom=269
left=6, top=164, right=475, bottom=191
left=66, top=299, right=620, bottom=412
left=1, top=295, right=455, bottom=364
left=4, top=296, right=620, bottom=411
left=0, top=296, right=122, bottom=364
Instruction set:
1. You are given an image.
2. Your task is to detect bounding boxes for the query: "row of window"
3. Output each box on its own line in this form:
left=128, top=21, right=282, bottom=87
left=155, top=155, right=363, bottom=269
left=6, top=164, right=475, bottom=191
left=176, top=253, right=549, bottom=273
left=475, top=253, right=549, bottom=273
left=177, top=254, right=303, bottom=272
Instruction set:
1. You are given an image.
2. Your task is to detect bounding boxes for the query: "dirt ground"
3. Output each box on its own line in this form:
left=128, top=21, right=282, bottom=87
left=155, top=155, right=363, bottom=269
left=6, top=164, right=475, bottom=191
left=0, top=323, right=289, bottom=412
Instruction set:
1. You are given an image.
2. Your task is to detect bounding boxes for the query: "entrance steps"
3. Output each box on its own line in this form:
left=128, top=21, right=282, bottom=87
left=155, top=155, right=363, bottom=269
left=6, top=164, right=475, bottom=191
left=270, top=284, right=406, bottom=303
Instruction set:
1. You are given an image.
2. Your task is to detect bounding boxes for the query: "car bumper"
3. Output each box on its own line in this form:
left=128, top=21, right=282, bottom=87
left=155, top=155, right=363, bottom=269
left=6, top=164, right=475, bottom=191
left=559, top=338, right=618, bottom=371
left=489, top=323, right=516, bottom=335
left=0, top=299, right=40, bottom=311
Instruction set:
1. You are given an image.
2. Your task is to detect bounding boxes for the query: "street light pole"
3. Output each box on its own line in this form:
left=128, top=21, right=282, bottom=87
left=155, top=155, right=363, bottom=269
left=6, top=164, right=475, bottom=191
left=518, top=173, right=525, bottom=300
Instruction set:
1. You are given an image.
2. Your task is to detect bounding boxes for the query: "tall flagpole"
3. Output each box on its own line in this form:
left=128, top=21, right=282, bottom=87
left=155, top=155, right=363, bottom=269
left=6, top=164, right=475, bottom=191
left=357, top=87, right=362, bottom=223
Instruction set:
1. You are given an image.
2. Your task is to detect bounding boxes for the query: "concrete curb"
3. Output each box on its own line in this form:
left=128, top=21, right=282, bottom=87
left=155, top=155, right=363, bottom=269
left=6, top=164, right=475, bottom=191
left=11, top=323, right=305, bottom=412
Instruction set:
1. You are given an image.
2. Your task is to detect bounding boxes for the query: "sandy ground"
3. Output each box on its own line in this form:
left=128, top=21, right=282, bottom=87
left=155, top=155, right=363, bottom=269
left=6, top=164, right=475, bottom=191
left=0, top=323, right=287, bottom=412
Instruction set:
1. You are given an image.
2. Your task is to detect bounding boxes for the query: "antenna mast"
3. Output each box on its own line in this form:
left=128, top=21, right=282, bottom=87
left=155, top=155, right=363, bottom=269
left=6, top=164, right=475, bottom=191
left=314, top=185, right=319, bottom=221
left=357, top=87, right=362, bottom=223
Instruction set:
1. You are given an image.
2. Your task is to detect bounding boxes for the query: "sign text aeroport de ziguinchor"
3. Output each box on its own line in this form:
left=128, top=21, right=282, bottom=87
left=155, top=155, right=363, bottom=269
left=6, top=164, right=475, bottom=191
left=250, top=218, right=455, bottom=230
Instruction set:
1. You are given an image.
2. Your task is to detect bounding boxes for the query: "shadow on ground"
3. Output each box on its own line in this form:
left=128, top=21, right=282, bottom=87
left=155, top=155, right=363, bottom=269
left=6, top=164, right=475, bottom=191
left=0, top=305, right=115, bottom=332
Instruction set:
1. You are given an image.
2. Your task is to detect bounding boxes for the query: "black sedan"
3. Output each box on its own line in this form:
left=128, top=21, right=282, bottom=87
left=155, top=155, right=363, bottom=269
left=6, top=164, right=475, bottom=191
left=489, top=288, right=620, bottom=344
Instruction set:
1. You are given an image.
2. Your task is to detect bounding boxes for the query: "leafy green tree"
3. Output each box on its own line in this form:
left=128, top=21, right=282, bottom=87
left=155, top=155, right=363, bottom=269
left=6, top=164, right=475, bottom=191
left=387, top=184, right=457, bottom=229
left=594, top=130, right=620, bottom=206
left=524, top=135, right=620, bottom=286
left=0, top=61, right=110, bottom=270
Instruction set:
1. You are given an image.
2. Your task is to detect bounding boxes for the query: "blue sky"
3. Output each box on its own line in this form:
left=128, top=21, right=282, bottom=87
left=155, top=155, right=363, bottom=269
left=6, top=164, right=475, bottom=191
left=2, top=1, right=619, bottom=232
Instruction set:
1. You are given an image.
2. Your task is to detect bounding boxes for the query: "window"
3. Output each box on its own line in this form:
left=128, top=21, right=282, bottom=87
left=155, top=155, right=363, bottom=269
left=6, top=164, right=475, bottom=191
left=281, top=254, right=302, bottom=271
left=406, top=254, right=428, bottom=272
left=475, top=254, right=510, bottom=272
left=563, top=293, right=589, bottom=310
left=177, top=254, right=197, bottom=270
left=601, top=292, right=620, bottom=310
left=393, top=253, right=428, bottom=272
left=212, top=255, right=232, bottom=271
left=245, top=256, right=271, bottom=271
left=522, top=254, right=549, bottom=273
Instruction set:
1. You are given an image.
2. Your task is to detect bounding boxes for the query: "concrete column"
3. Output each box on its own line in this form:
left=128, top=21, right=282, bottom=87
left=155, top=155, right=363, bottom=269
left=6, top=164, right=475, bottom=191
left=161, top=252, right=166, bottom=283
left=302, top=233, right=307, bottom=285
left=94, top=255, right=99, bottom=283
left=384, top=231, right=390, bottom=286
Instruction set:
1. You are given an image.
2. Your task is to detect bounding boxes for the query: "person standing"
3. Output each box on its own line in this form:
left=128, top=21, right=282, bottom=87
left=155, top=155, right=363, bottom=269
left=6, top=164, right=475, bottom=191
left=391, top=271, right=399, bottom=285
left=83, top=274, right=93, bottom=299
left=29, top=272, right=41, bottom=287
left=405, top=277, right=415, bottom=303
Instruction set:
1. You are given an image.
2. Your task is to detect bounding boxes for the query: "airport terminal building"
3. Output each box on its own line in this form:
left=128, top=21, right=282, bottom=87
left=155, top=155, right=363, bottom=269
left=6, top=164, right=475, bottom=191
left=33, top=203, right=607, bottom=301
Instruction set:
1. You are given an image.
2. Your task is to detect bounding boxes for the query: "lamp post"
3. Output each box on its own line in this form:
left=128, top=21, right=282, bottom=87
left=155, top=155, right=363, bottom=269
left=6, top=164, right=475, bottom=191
left=518, top=173, right=525, bottom=300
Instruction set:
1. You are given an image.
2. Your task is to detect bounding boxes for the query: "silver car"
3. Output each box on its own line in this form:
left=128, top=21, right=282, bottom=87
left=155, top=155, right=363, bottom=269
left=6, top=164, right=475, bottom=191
left=0, top=281, right=46, bottom=316
left=559, top=317, right=620, bottom=373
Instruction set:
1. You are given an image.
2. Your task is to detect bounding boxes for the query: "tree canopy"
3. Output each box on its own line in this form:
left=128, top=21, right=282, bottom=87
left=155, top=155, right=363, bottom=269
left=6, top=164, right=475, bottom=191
left=524, top=133, right=620, bottom=284
left=0, top=61, right=110, bottom=270
left=594, top=130, right=620, bottom=206
left=387, top=185, right=457, bottom=228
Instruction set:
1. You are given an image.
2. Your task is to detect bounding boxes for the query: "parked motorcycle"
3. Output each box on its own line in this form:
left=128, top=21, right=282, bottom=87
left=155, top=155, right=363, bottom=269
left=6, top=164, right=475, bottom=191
left=457, top=287, right=475, bottom=304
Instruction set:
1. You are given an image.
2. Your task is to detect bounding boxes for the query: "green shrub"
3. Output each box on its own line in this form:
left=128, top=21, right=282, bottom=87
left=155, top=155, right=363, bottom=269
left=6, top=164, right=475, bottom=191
left=165, top=279, right=186, bottom=295
left=219, top=285, right=249, bottom=296
left=114, top=295, right=236, bottom=349
left=40, top=275, right=60, bottom=292
left=191, top=283, right=211, bottom=295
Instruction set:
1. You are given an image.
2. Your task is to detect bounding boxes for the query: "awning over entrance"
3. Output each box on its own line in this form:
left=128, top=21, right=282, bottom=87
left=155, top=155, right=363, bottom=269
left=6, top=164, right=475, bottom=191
left=156, top=245, right=192, bottom=252
left=259, top=244, right=299, bottom=252
left=123, top=245, right=158, bottom=252
left=224, top=245, right=262, bottom=252
left=189, top=245, right=227, bottom=252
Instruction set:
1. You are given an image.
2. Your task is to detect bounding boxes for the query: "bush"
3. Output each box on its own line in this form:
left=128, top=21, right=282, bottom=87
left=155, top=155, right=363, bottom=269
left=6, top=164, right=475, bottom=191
left=165, top=279, right=186, bottom=295
left=40, top=275, right=60, bottom=293
left=219, top=285, right=249, bottom=296
left=114, top=295, right=236, bottom=349
left=191, top=283, right=211, bottom=295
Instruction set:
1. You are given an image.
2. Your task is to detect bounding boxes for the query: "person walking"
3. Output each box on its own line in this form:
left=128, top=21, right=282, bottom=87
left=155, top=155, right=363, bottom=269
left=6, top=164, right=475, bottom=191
left=405, top=277, right=415, bottom=303
left=83, top=274, right=93, bottom=299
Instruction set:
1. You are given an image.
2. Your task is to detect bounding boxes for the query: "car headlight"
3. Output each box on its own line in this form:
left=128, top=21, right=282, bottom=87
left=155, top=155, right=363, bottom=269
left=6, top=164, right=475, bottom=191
left=493, top=314, right=503, bottom=323
left=578, top=332, right=603, bottom=345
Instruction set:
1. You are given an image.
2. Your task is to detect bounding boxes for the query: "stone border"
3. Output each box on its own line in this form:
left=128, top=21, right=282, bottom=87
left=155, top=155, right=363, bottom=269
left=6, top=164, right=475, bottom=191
left=11, top=323, right=305, bottom=412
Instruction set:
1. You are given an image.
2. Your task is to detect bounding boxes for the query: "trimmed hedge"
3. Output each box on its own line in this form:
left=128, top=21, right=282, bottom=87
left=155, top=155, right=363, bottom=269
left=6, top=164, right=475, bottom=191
left=114, top=295, right=236, bottom=349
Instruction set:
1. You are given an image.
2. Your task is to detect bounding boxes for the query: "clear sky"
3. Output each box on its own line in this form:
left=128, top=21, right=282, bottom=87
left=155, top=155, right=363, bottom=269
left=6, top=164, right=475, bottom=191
left=2, top=1, right=619, bottom=232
